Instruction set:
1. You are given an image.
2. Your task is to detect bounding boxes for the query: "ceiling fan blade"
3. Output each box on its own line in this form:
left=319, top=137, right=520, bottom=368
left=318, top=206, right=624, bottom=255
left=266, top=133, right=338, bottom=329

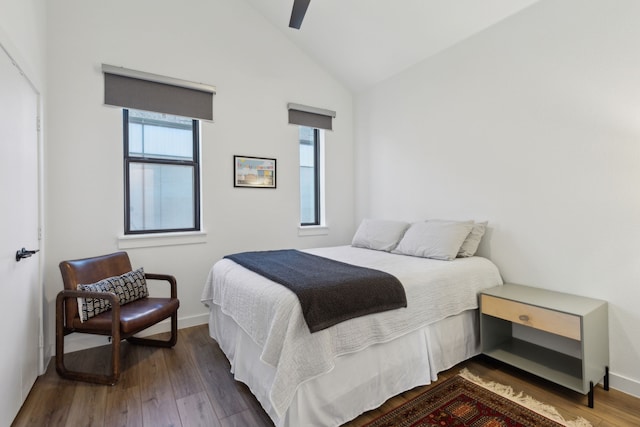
left=289, top=0, right=311, bottom=29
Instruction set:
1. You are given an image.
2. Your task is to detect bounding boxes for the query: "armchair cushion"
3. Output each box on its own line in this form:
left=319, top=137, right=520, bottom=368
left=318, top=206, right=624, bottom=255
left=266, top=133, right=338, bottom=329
left=77, top=268, right=149, bottom=322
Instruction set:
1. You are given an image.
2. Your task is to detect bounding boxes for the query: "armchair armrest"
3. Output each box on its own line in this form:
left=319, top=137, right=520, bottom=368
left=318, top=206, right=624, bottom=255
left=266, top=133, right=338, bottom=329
left=144, top=273, right=177, bottom=299
left=58, top=289, right=120, bottom=306
left=56, top=290, right=121, bottom=339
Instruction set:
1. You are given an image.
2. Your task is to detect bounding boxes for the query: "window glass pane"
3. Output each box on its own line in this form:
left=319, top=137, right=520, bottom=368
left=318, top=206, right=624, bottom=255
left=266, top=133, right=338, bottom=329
left=299, top=126, right=317, bottom=224
left=128, top=163, right=195, bottom=231
left=299, top=127, right=315, bottom=165
left=128, top=122, right=143, bottom=154
left=128, top=110, right=193, bottom=160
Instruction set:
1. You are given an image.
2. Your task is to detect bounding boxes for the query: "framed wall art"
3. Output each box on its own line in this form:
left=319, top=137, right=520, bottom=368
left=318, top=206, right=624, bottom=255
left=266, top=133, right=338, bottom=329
left=233, top=155, right=277, bottom=188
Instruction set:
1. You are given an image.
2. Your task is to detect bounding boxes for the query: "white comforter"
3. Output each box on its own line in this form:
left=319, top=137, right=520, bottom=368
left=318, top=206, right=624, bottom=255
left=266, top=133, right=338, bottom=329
left=201, top=246, right=502, bottom=417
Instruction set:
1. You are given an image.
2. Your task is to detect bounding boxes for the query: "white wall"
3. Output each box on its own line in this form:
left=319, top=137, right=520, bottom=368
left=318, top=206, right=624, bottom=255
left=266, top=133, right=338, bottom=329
left=355, top=0, right=640, bottom=397
left=0, top=0, right=46, bottom=88
left=44, top=0, right=354, bottom=355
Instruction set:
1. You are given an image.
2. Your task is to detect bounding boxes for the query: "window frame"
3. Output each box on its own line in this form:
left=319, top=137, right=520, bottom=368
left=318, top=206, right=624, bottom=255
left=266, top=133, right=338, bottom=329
left=123, top=108, right=201, bottom=235
left=300, top=127, right=321, bottom=227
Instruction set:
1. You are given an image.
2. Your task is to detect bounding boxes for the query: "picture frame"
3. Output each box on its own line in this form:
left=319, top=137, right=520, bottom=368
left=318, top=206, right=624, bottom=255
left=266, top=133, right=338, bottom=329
left=234, top=155, right=277, bottom=188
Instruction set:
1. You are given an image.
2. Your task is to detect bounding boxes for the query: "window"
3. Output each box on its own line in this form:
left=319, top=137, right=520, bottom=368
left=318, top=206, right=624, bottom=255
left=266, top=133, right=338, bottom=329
left=288, top=102, right=334, bottom=228
left=299, top=126, right=321, bottom=226
left=124, top=109, right=200, bottom=234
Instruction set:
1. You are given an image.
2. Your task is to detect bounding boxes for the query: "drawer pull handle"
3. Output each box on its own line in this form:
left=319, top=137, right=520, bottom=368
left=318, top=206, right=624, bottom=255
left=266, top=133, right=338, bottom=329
left=518, top=315, right=530, bottom=322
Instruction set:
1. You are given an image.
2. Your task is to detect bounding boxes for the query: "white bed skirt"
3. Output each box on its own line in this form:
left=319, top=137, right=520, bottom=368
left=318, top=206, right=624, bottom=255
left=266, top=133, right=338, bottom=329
left=208, top=305, right=480, bottom=427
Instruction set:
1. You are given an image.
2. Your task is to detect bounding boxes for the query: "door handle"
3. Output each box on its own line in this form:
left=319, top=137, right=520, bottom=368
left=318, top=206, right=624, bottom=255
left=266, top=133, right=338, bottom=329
left=16, top=247, right=39, bottom=262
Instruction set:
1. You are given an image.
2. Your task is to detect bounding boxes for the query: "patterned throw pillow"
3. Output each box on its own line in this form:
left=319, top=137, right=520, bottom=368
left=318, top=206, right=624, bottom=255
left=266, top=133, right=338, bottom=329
left=76, top=268, right=148, bottom=322
left=112, top=268, right=149, bottom=305
left=76, top=276, right=120, bottom=322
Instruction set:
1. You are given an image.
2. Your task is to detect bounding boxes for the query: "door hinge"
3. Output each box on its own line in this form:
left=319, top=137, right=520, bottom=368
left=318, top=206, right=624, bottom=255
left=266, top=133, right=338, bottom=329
left=36, top=116, right=41, bottom=132
left=38, top=227, right=42, bottom=240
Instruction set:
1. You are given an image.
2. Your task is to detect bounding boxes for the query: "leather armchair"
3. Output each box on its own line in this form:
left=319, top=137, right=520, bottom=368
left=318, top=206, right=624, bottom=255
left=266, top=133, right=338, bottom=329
left=56, top=251, right=179, bottom=384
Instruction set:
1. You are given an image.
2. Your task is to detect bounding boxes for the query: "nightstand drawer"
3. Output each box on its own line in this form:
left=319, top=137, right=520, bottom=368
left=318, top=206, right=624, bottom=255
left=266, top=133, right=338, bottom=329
left=481, top=294, right=581, bottom=340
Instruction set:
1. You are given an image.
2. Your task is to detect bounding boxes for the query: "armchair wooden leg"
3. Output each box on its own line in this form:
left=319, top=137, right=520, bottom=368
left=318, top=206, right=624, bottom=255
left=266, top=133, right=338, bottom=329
left=55, top=293, right=120, bottom=385
left=126, top=312, right=178, bottom=348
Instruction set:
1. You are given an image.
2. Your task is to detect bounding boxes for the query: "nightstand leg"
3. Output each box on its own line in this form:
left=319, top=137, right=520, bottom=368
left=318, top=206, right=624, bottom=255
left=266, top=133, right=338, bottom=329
left=588, top=381, right=594, bottom=408
left=604, top=366, right=610, bottom=391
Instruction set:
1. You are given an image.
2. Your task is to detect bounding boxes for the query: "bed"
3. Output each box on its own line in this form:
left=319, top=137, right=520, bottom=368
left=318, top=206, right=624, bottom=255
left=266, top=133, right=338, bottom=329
left=201, top=218, right=503, bottom=426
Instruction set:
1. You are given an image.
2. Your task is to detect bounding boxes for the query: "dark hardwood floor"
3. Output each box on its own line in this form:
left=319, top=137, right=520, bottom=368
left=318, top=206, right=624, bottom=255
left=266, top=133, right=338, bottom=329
left=12, top=324, right=640, bottom=426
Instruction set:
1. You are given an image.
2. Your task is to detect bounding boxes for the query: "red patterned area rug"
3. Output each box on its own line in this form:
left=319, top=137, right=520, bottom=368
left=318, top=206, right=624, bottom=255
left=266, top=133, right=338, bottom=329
left=364, top=369, right=592, bottom=427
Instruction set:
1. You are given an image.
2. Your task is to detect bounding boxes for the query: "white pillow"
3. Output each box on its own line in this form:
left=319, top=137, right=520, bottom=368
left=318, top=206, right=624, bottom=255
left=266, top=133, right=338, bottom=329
left=458, top=221, right=487, bottom=257
left=351, top=219, right=410, bottom=252
left=393, top=220, right=474, bottom=260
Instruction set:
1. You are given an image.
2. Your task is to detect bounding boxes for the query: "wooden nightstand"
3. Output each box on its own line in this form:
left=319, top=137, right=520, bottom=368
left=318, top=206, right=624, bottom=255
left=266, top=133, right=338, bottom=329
left=480, top=283, right=609, bottom=408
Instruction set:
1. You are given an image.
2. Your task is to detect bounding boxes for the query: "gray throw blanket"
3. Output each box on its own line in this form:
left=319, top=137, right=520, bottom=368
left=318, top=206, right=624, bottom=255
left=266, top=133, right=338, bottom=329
left=225, top=249, right=407, bottom=332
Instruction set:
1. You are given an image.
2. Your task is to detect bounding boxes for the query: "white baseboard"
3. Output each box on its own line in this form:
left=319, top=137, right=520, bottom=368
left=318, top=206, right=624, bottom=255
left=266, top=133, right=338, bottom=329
left=610, top=371, right=640, bottom=399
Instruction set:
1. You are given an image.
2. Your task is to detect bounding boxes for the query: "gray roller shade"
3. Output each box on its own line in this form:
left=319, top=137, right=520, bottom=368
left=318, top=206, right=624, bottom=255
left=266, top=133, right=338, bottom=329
left=288, top=103, right=336, bottom=131
left=103, top=64, right=216, bottom=121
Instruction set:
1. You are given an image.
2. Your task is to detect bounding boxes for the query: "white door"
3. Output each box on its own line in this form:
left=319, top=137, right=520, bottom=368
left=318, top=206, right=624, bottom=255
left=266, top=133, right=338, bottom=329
left=0, top=46, right=42, bottom=426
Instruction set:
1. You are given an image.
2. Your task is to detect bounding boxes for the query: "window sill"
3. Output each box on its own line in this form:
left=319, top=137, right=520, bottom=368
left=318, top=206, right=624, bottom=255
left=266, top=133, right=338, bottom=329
left=118, top=231, right=207, bottom=249
left=298, top=225, right=329, bottom=237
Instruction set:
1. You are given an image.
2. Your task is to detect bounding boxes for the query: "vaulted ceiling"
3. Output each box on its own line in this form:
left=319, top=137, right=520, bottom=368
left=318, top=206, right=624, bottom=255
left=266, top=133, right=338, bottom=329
left=244, top=0, right=539, bottom=92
